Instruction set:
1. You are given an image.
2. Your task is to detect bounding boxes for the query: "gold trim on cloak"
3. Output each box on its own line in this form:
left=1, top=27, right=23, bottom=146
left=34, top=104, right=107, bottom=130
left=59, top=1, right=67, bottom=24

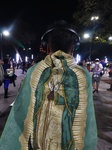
left=68, top=62, right=87, bottom=150
left=52, top=50, right=87, bottom=150
left=19, top=50, right=87, bottom=150
left=19, top=59, right=51, bottom=149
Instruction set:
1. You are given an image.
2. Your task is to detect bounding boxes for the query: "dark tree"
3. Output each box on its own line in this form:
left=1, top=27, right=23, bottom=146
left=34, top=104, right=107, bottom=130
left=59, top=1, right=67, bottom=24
left=73, top=0, right=112, bottom=43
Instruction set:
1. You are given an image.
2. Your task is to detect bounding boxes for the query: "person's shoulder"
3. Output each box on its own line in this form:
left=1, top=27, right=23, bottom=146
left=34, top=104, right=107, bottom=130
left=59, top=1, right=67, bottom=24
left=75, top=64, right=88, bottom=74
left=24, top=63, right=39, bottom=81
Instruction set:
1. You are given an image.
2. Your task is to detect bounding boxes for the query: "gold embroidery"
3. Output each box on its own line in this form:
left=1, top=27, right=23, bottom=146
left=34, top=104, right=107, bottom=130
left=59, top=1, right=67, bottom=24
left=36, top=98, right=64, bottom=150
left=19, top=50, right=87, bottom=150
left=68, top=65, right=87, bottom=150
left=19, top=60, right=49, bottom=149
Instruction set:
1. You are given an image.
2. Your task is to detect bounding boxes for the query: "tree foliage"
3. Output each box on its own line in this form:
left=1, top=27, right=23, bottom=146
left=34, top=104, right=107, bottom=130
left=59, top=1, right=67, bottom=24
left=73, top=0, right=112, bottom=42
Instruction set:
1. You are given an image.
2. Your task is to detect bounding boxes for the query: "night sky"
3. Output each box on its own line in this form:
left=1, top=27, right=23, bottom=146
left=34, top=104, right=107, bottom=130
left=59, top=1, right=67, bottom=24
left=0, top=0, right=110, bottom=61
left=0, top=0, right=77, bottom=33
left=0, top=0, right=78, bottom=58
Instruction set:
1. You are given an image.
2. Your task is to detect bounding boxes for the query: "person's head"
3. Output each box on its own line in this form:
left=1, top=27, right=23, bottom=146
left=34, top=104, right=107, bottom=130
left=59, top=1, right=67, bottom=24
left=41, top=20, right=80, bottom=54
left=95, top=58, right=100, bottom=64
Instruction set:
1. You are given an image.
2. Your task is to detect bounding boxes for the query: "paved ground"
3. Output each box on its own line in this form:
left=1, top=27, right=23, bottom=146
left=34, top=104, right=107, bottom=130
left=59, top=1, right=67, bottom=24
left=94, top=74, right=112, bottom=149
left=0, top=69, right=112, bottom=149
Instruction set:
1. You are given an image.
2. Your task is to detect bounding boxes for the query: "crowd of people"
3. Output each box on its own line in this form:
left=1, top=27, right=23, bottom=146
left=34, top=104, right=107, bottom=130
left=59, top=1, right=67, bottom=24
left=1, top=55, right=112, bottom=98
left=78, top=58, right=112, bottom=92
left=86, top=59, right=112, bottom=92
left=0, top=52, right=47, bottom=99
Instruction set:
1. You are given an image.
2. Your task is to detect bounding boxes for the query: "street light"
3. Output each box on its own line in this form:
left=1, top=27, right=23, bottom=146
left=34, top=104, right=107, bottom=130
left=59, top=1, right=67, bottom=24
left=91, top=16, right=99, bottom=21
left=108, top=36, right=112, bottom=41
left=91, top=15, right=99, bottom=31
left=89, top=15, right=99, bottom=61
left=83, top=33, right=90, bottom=39
left=0, top=30, right=10, bottom=60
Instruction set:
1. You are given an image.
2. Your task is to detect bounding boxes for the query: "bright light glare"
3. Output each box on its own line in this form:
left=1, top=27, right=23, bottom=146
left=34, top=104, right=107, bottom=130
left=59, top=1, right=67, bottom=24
left=31, top=54, right=33, bottom=59
left=83, top=33, right=90, bottom=39
left=25, top=56, right=28, bottom=62
left=108, top=36, right=112, bottom=41
left=2, top=30, right=10, bottom=36
left=95, top=36, right=99, bottom=40
left=105, top=58, right=108, bottom=63
left=16, top=53, right=20, bottom=63
left=91, top=16, right=99, bottom=21
left=76, top=54, right=81, bottom=64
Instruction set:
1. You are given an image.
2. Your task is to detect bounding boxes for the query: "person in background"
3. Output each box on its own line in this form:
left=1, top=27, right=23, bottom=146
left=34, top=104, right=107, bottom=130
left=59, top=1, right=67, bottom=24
left=78, top=59, right=86, bottom=67
left=9, top=58, right=17, bottom=87
left=0, top=59, right=4, bottom=86
left=107, top=63, right=112, bottom=91
left=100, top=60, right=106, bottom=74
left=0, top=20, right=97, bottom=150
left=21, top=61, right=26, bottom=74
left=86, top=62, right=91, bottom=72
left=9, top=58, right=15, bottom=73
left=2, top=57, right=11, bottom=98
left=91, top=58, right=103, bottom=93
left=31, top=52, right=47, bottom=66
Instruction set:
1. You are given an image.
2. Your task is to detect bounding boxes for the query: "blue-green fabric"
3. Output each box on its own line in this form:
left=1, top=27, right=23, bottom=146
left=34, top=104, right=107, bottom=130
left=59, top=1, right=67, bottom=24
left=83, top=66, right=98, bottom=150
left=33, top=60, right=79, bottom=150
left=0, top=62, right=97, bottom=150
left=0, top=64, right=37, bottom=150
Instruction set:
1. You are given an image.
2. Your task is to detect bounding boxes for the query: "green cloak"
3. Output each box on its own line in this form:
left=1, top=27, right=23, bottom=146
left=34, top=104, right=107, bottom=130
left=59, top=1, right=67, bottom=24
left=0, top=50, right=97, bottom=150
